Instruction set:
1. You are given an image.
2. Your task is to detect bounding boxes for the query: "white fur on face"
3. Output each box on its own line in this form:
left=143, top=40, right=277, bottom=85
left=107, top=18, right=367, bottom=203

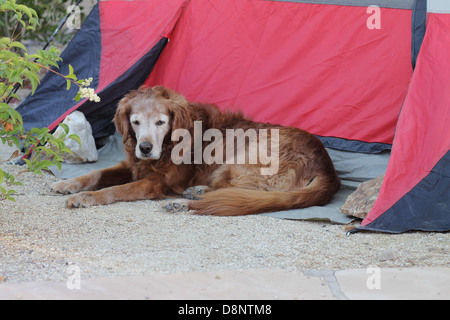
left=130, top=112, right=170, bottom=160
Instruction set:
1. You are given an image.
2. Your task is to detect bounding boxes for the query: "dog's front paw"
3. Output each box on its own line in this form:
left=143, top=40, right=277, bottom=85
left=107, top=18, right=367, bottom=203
left=161, top=199, right=190, bottom=213
left=51, top=180, right=83, bottom=195
left=66, top=192, right=97, bottom=208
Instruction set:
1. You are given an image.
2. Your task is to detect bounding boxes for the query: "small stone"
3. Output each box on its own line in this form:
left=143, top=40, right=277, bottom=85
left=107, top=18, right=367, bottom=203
left=378, top=248, right=399, bottom=261
left=52, top=111, right=98, bottom=163
left=341, top=175, right=384, bottom=219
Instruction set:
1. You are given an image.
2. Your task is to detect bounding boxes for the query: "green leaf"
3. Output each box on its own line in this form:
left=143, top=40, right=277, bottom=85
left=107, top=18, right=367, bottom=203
left=53, top=160, right=62, bottom=172
left=68, top=134, right=81, bottom=147
left=58, top=122, right=69, bottom=134
left=7, top=92, right=19, bottom=100
left=37, top=160, right=55, bottom=168
left=7, top=135, right=21, bottom=149
left=24, top=60, right=41, bottom=72
left=9, top=69, right=23, bottom=85
left=27, top=53, right=42, bottom=60
left=14, top=11, right=22, bottom=20
left=0, top=103, right=23, bottom=123
left=17, top=18, right=27, bottom=29
left=60, top=147, right=73, bottom=155
left=65, top=74, right=77, bottom=81
left=10, top=41, right=26, bottom=52
left=23, top=158, right=31, bottom=167
left=0, top=37, right=11, bottom=46
left=22, top=69, right=40, bottom=94
left=46, top=60, right=59, bottom=68
left=16, top=4, right=33, bottom=19
left=0, top=2, right=14, bottom=11
left=29, top=17, right=39, bottom=27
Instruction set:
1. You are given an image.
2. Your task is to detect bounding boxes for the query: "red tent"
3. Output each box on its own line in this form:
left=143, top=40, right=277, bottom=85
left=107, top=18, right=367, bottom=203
left=17, top=0, right=449, bottom=233
left=360, top=8, right=450, bottom=232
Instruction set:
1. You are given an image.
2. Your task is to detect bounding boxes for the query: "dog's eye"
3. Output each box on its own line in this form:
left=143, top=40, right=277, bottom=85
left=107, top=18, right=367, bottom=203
left=156, top=120, right=165, bottom=126
left=132, top=120, right=140, bottom=125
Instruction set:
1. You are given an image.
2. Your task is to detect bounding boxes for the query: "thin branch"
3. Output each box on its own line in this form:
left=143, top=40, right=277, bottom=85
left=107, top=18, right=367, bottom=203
left=24, top=58, right=81, bottom=87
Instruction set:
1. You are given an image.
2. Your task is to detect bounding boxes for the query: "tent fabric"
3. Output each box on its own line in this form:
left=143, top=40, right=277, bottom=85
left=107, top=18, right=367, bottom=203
left=358, top=152, right=450, bottom=233
left=411, top=0, right=427, bottom=69
left=312, top=136, right=391, bottom=154
left=357, top=11, right=450, bottom=233
left=271, top=0, right=414, bottom=9
left=144, top=0, right=413, bottom=152
left=18, top=0, right=414, bottom=149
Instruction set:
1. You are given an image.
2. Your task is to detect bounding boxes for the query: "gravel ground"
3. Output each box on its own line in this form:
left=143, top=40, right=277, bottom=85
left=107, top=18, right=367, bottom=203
left=0, top=144, right=449, bottom=284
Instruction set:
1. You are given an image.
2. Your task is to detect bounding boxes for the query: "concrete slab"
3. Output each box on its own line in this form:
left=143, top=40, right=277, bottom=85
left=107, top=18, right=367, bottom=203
left=335, top=267, right=450, bottom=300
left=0, top=269, right=335, bottom=300
left=1, top=268, right=448, bottom=300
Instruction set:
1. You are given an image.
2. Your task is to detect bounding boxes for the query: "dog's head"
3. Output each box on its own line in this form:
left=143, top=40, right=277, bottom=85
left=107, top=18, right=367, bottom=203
left=114, top=86, right=193, bottom=160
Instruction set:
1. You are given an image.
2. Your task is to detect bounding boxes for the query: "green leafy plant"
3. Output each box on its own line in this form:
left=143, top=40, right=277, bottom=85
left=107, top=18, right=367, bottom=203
left=0, top=0, right=99, bottom=201
left=0, top=0, right=84, bottom=45
left=0, top=169, right=22, bottom=202
left=22, top=123, right=82, bottom=174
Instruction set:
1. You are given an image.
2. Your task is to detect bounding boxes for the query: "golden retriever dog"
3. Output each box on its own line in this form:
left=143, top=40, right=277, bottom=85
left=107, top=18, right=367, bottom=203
left=51, top=86, right=340, bottom=216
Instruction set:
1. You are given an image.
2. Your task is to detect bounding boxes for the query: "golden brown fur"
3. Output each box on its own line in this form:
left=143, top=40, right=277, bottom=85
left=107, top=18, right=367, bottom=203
left=52, top=86, right=340, bottom=215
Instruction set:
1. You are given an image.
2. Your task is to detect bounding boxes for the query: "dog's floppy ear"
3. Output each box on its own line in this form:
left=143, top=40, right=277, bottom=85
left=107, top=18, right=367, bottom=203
left=169, top=103, right=195, bottom=134
left=154, top=85, right=171, bottom=99
left=152, top=85, right=186, bottom=104
left=153, top=86, right=194, bottom=133
left=114, top=93, right=136, bottom=152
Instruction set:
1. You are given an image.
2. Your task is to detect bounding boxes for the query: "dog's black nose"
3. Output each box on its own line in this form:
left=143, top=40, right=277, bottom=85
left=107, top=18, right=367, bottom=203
left=139, top=142, right=153, bottom=154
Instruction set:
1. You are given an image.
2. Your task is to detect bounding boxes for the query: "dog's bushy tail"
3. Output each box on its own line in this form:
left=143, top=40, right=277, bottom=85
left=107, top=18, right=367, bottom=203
left=188, top=175, right=340, bottom=216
